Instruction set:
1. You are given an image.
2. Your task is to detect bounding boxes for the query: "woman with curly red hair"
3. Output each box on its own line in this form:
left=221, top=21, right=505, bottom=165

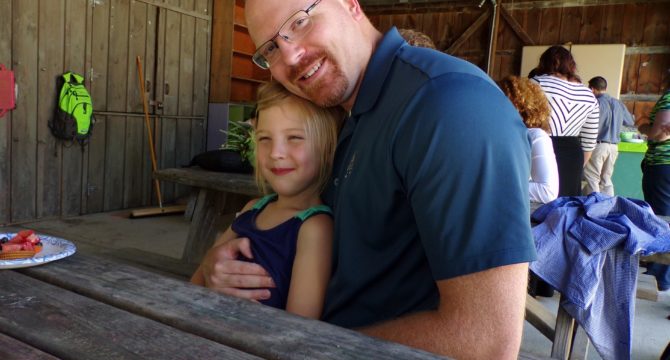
left=499, top=75, right=558, bottom=204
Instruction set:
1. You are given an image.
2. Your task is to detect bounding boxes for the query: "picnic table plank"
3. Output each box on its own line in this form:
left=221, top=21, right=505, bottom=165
left=0, top=273, right=260, bottom=360
left=154, top=167, right=261, bottom=196
left=18, top=253, right=444, bottom=360
left=0, top=333, right=61, bottom=360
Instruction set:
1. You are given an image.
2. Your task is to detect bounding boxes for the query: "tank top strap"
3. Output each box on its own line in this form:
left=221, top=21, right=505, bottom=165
left=295, top=204, right=332, bottom=222
left=251, top=193, right=278, bottom=211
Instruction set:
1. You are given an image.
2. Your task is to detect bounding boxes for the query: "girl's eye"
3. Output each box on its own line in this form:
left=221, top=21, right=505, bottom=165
left=257, top=136, right=270, bottom=143
left=288, top=135, right=304, bottom=141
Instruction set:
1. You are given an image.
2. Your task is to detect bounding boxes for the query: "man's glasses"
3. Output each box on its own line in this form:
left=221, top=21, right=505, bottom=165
left=252, top=0, right=322, bottom=70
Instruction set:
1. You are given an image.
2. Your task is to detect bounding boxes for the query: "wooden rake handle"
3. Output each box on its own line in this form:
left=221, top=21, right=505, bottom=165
left=136, top=56, right=163, bottom=208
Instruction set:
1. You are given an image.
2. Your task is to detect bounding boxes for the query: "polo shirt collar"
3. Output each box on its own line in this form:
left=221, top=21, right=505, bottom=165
left=350, top=27, right=405, bottom=117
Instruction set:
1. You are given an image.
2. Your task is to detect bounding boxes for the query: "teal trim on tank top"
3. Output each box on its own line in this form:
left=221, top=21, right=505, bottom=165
left=295, top=204, right=332, bottom=221
left=251, top=194, right=278, bottom=210
left=250, top=193, right=332, bottom=221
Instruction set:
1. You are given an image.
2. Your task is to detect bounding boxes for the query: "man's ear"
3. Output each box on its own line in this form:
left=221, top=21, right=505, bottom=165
left=344, top=0, right=365, bottom=20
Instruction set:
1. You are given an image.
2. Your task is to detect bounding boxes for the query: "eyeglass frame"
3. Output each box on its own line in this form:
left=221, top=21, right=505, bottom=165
left=251, top=0, right=322, bottom=70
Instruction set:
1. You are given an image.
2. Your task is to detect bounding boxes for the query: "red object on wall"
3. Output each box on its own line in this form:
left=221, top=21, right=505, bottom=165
left=0, top=64, right=16, bottom=118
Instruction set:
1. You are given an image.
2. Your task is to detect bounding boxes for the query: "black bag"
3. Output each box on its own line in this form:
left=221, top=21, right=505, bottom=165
left=188, top=149, right=253, bottom=174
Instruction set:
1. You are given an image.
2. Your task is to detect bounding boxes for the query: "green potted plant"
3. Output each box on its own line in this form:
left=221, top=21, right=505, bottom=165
left=219, top=118, right=255, bottom=171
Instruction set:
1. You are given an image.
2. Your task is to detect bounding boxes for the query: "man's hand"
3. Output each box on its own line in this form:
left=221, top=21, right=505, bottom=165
left=199, top=237, right=275, bottom=301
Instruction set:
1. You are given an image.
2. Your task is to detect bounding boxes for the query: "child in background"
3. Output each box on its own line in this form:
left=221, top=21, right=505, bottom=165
left=191, top=82, right=342, bottom=319
left=499, top=75, right=559, bottom=204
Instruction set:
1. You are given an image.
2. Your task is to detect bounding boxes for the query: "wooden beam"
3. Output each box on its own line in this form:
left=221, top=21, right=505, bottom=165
left=502, top=0, right=670, bottom=11
left=620, top=93, right=664, bottom=102
left=525, top=294, right=556, bottom=340
left=499, top=6, right=535, bottom=46
left=363, top=2, right=487, bottom=15
left=135, top=0, right=211, bottom=20
left=446, top=8, right=491, bottom=55
left=487, top=2, right=501, bottom=75
left=626, top=46, right=670, bottom=55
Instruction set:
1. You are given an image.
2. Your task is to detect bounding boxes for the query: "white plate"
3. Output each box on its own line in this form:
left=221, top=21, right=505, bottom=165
left=623, top=138, right=645, bottom=143
left=0, top=233, right=77, bottom=269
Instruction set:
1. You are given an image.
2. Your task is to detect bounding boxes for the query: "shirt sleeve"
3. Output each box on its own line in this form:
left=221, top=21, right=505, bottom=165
left=580, top=99, right=600, bottom=151
left=529, top=130, right=559, bottom=203
left=393, top=74, right=537, bottom=279
left=616, top=99, right=635, bottom=127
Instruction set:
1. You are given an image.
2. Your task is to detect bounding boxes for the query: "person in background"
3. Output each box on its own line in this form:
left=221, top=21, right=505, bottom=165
left=531, top=45, right=600, bottom=197
left=192, top=81, right=342, bottom=319
left=637, top=76, right=670, bottom=294
left=529, top=45, right=599, bottom=298
left=499, top=76, right=558, bottom=204
left=198, top=0, right=536, bottom=358
left=398, top=28, right=436, bottom=49
left=582, top=76, right=635, bottom=196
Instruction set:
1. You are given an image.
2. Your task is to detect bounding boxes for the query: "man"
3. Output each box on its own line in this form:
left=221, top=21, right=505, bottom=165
left=582, top=76, right=634, bottom=196
left=199, top=0, right=536, bottom=357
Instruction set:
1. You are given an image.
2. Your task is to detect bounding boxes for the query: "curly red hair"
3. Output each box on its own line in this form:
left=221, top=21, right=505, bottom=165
left=499, top=76, right=551, bottom=132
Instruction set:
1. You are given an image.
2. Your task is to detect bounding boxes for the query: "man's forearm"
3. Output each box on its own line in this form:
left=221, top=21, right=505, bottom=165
left=358, top=264, right=528, bottom=359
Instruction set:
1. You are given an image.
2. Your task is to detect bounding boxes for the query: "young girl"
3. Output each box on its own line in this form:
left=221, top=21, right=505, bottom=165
left=499, top=75, right=559, bottom=204
left=191, top=82, right=342, bottom=319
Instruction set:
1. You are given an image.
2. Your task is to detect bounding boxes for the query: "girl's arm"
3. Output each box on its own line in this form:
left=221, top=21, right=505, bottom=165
left=190, top=199, right=258, bottom=286
left=285, top=214, right=333, bottom=319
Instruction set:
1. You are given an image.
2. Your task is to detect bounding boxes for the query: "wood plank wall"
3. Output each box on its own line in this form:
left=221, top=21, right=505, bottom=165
left=365, top=0, right=670, bottom=123
left=0, top=0, right=212, bottom=225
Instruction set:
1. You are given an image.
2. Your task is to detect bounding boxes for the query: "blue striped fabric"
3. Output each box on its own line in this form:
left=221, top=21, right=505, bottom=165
left=530, top=193, right=670, bottom=360
left=533, top=75, right=600, bottom=151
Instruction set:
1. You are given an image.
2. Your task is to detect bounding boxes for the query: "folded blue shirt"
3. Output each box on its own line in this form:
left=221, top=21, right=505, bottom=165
left=530, top=193, right=670, bottom=360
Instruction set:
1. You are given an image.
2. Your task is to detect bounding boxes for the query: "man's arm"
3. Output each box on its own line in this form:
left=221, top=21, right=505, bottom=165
left=618, top=100, right=634, bottom=127
left=639, top=110, right=670, bottom=142
left=359, top=263, right=528, bottom=359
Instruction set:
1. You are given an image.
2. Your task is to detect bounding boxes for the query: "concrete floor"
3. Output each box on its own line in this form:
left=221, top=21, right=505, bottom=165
left=3, top=210, right=669, bottom=359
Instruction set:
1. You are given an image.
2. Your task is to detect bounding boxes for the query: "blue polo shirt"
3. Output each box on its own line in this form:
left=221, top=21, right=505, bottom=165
left=321, top=28, right=536, bottom=328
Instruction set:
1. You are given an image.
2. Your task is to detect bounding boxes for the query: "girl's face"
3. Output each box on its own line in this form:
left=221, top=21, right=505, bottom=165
left=255, top=100, right=320, bottom=199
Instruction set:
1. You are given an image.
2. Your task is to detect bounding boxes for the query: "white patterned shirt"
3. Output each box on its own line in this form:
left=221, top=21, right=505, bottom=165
left=533, top=74, right=600, bottom=151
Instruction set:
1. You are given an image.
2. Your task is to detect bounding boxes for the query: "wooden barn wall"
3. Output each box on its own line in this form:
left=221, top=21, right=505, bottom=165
left=0, top=0, right=212, bottom=225
left=365, top=0, right=670, bottom=124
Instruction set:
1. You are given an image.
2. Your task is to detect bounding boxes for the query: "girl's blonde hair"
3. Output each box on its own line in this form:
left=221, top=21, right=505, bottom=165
left=499, top=76, right=551, bottom=132
left=254, top=82, right=344, bottom=195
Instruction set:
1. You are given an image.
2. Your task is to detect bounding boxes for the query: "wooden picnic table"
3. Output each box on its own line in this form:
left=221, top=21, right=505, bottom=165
left=0, top=253, right=546, bottom=359
left=154, top=167, right=261, bottom=264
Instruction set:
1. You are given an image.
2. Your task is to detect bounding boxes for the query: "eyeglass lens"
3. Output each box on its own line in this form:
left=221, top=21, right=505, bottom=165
left=252, top=2, right=319, bottom=69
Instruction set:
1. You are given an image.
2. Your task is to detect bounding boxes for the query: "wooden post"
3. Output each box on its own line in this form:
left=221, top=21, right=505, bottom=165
left=486, top=0, right=501, bottom=76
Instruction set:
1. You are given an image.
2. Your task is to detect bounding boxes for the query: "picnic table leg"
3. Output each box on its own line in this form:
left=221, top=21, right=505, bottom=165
left=551, top=296, right=576, bottom=360
left=569, top=326, right=590, bottom=360
left=181, top=188, right=250, bottom=264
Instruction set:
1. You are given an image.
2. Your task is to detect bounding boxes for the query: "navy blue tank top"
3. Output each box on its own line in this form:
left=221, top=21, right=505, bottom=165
left=231, top=194, right=332, bottom=309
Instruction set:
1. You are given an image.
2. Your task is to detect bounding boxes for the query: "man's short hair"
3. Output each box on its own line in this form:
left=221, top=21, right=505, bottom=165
left=588, top=76, right=608, bottom=91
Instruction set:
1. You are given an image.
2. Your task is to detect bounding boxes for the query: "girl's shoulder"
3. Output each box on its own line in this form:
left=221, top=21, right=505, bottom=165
left=297, top=211, right=333, bottom=240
